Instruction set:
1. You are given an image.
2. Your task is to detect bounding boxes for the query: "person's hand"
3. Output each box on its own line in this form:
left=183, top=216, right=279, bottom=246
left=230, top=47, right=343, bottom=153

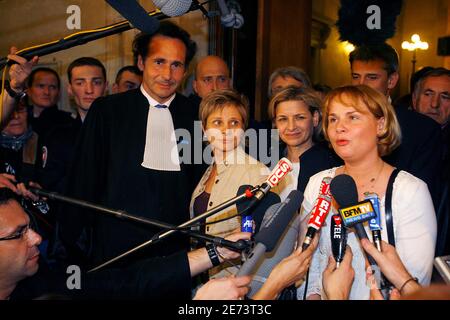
left=270, top=232, right=319, bottom=287
left=216, top=231, right=252, bottom=261
left=16, top=181, right=40, bottom=201
left=322, top=246, right=354, bottom=300
left=360, top=238, right=420, bottom=295
left=252, top=233, right=319, bottom=300
left=0, top=173, right=18, bottom=192
left=193, top=276, right=251, bottom=300
left=367, top=266, right=401, bottom=300
left=7, top=46, right=39, bottom=91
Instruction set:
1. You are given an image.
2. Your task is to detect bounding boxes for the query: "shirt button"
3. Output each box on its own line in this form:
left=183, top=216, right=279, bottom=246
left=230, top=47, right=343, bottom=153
left=209, top=201, right=213, bottom=207
left=215, top=179, right=219, bottom=184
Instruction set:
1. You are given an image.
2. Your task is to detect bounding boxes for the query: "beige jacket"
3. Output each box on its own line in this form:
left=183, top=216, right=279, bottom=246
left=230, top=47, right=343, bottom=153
left=190, top=147, right=270, bottom=238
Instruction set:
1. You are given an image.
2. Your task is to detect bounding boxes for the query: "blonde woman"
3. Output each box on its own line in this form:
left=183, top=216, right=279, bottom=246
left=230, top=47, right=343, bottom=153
left=303, top=85, right=436, bottom=299
left=190, top=89, right=270, bottom=239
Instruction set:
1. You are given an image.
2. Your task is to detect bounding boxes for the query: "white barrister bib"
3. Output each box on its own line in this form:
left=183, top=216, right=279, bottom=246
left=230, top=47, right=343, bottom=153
left=140, top=86, right=181, bottom=171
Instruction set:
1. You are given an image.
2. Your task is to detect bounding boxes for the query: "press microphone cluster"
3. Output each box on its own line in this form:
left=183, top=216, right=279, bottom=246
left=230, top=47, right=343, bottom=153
left=302, top=177, right=332, bottom=250
left=330, top=174, right=379, bottom=271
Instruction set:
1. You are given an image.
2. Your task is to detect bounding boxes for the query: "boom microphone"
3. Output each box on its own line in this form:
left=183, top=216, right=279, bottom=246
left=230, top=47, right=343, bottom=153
left=236, top=190, right=303, bottom=277
left=153, top=0, right=193, bottom=17
left=106, top=0, right=160, bottom=33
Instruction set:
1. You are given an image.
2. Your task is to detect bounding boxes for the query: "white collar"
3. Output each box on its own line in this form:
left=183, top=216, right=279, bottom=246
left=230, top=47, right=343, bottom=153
left=140, top=85, right=176, bottom=108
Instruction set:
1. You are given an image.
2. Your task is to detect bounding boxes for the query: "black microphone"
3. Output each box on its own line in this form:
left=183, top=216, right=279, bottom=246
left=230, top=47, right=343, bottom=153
left=236, top=185, right=281, bottom=233
left=106, top=0, right=160, bottom=33
left=330, top=214, right=347, bottom=268
left=236, top=190, right=303, bottom=276
left=330, top=174, right=379, bottom=270
left=246, top=202, right=300, bottom=297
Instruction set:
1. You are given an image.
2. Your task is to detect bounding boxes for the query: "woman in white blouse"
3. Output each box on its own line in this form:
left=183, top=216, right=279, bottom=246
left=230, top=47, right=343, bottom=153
left=303, top=85, right=436, bottom=300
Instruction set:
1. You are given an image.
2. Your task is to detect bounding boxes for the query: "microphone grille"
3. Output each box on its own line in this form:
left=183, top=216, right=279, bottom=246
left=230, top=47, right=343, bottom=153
left=153, top=0, right=192, bottom=17
left=330, top=174, right=358, bottom=207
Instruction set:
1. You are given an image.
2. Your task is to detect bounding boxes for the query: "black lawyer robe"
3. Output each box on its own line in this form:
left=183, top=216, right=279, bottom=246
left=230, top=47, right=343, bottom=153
left=58, top=89, right=199, bottom=268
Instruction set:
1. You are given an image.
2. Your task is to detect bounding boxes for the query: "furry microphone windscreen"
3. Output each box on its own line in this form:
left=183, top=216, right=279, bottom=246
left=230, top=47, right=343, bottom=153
left=336, top=0, right=403, bottom=46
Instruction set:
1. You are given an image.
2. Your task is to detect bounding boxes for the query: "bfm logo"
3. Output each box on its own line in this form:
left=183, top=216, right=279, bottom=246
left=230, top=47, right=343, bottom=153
left=341, top=202, right=373, bottom=218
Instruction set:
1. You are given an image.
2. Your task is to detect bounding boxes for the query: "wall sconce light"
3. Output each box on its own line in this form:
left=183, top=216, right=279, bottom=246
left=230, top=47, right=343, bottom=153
left=343, top=41, right=355, bottom=55
left=402, top=34, right=429, bottom=73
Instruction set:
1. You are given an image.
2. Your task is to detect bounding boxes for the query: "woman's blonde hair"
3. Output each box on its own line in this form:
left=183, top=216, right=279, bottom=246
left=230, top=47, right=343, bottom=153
left=199, top=89, right=249, bottom=129
left=322, top=85, right=401, bottom=157
left=268, top=86, right=323, bottom=134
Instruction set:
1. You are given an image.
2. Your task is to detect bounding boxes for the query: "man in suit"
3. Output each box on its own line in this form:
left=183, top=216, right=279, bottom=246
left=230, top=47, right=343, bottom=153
left=349, top=43, right=443, bottom=209
left=411, top=67, right=450, bottom=256
left=57, top=22, right=202, bottom=271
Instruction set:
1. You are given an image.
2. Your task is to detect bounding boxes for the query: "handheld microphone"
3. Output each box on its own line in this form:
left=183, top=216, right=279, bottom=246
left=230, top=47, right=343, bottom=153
left=302, top=177, right=332, bottom=250
left=236, top=190, right=303, bottom=277
left=330, top=214, right=347, bottom=268
left=364, top=192, right=394, bottom=297
left=106, top=0, right=160, bottom=33
left=365, top=192, right=383, bottom=252
left=330, top=174, right=378, bottom=269
left=236, top=185, right=281, bottom=234
left=152, top=0, right=193, bottom=17
left=244, top=158, right=292, bottom=215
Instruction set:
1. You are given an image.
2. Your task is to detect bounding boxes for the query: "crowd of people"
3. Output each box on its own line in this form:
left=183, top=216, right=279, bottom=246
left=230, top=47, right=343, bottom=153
left=0, top=20, right=449, bottom=300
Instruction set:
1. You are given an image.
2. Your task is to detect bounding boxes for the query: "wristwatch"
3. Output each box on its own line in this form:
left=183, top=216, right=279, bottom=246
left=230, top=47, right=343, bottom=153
left=4, top=82, right=26, bottom=101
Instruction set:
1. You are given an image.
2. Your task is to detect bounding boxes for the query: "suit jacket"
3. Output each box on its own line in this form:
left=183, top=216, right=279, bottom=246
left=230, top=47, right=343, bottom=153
left=11, top=250, right=191, bottom=300
left=58, top=89, right=199, bottom=268
left=384, top=107, right=443, bottom=209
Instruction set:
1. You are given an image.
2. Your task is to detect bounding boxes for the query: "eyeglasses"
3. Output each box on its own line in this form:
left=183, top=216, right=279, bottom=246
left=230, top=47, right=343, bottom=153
left=0, top=224, right=31, bottom=241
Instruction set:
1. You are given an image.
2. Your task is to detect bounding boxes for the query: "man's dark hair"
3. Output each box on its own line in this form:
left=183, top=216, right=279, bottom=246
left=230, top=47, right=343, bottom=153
left=410, top=66, right=434, bottom=92
left=413, top=67, right=450, bottom=95
left=115, top=65, right=143, bottom=84
left=67, top=57, right=107, bottom=83
left=27, top=67, right=61, bottom=89
left=132, top=21, right=197, bottom=68
left=349, top=43, right=399, bottom=76
left=0, top=188, right=19, bottom=206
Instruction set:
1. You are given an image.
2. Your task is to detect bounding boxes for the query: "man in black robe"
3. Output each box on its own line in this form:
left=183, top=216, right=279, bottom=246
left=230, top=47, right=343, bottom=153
left=57, top=22, right=201, bottom=270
